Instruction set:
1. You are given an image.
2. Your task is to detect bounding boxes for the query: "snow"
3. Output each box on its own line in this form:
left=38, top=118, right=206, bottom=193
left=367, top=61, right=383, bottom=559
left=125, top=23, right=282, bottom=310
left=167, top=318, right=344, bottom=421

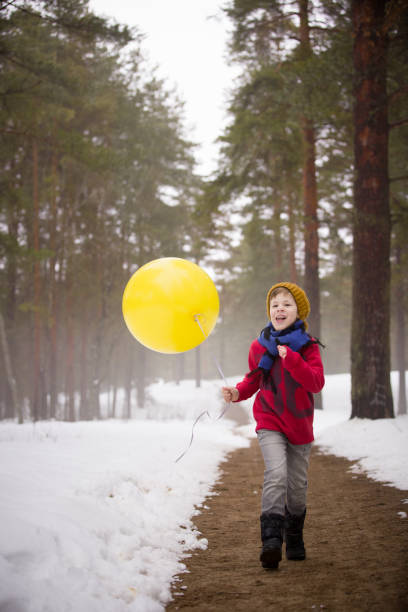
left=316, top=371, right=408, bottom=492
left=1, top=372, right=407, bottom=611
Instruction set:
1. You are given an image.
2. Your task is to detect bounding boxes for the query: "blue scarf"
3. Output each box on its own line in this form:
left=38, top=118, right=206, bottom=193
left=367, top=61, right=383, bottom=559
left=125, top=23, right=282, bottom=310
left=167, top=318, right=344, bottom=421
left=257, top=319, right=312, bottom=373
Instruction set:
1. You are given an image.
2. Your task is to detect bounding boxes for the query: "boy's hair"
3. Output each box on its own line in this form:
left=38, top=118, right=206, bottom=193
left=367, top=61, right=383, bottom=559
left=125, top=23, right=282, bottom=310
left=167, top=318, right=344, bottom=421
left=266, top=282, right=310, bottom=328
left=269, top=287, right=292, bottom=300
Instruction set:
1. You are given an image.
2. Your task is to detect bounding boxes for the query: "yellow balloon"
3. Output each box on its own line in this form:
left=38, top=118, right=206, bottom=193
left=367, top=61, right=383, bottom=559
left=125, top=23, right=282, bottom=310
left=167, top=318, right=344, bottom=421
left=122, top=257, right=220, bottom=353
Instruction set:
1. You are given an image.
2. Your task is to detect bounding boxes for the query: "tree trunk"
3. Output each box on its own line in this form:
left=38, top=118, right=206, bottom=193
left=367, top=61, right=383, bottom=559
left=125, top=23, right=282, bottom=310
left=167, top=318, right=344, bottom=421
left=396, top=294, right=407, bottom=416
left=136, top=364, right=146, bottom=409
left=0, top=311, right=22, bottom=423
left=299, top=0, right=322, bottom=410
left=90, top=198, right=104, bottom=419
left=395, top=247, right=406, bottom=415
left=195, top=345, right=201, bottom=388
left=301, top=117, right=320, bottom=338
left=273, top=192, right=283, bottom=272
left=65, top=276, right=75, bottom=422
left=176, top=353, right=185, bottom=385
left=111, top=383, right=117, bottom=419
left=48, top=147, right=58, bottom=419
left=124, top=342, right=134, bottom=419
left=32, top=139, right=41, bottom=421
left=288, top=194, right=298, bottom=283
left=63, top=185, right=76, bottom=422
left=79, top=315, right=90, bottom=420
left=4, top=205, right=18, bottom=419
left=298, top=0, right=321, bottom=340
left=351, top=0, right=394, bottom=419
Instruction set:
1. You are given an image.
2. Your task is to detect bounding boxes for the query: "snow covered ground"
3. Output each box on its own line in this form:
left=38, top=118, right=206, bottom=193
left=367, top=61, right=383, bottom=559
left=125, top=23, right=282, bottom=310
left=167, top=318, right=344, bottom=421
left=316, top=372, right=408, bottom=492
left=0, top=372, right=407, bottom=611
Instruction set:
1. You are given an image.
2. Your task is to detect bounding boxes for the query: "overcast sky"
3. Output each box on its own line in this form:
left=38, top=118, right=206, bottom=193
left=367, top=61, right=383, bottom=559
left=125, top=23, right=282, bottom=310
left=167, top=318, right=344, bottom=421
left=88, top=0, right=238, bottom=176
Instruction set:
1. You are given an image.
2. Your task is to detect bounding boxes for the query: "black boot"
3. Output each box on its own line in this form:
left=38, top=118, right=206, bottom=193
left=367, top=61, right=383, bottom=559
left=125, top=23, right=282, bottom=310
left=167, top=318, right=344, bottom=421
left=284, top=507, right=306, bottom=560
left=260, top=512, right=284, bottom=569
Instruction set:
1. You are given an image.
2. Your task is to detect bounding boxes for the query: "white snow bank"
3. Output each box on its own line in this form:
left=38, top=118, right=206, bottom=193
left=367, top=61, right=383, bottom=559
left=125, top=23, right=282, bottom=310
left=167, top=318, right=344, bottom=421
left=315, top=371, right=408, bottom=492
left=316, top=413, right=408, bottom=491
left=0, top=400, right=249, bottom=612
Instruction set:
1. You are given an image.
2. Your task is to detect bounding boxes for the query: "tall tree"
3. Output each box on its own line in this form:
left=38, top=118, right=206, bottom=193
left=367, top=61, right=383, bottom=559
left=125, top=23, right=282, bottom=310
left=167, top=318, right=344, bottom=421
left=298, top=0, right=320, bottom=338
left=218, top=1, right=344, bottom=332
left=350, top=0, right=393, bottom=419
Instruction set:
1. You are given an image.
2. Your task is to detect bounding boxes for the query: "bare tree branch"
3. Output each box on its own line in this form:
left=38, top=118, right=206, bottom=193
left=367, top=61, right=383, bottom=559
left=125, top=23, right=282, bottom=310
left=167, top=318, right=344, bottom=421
left=389, top=117, right=408, bottom=129
left=390, top=174, right=408, bottom=183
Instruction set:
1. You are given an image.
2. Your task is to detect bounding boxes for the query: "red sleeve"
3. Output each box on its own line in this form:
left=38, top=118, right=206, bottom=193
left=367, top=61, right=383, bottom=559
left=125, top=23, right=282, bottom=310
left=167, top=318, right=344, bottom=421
left=282, top=341, right=325, bottom=394
left=234, top=340, right=264, bottom=401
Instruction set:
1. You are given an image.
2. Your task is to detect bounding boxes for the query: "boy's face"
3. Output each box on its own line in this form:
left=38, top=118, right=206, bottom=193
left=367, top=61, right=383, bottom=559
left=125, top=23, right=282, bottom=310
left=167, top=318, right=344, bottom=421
left=269, top=290, right=298, bottom=331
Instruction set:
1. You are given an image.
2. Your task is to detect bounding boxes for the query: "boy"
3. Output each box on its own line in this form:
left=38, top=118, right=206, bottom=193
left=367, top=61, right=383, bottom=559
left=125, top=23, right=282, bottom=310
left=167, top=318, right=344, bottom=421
left=222, top=282, right=324, bottom=569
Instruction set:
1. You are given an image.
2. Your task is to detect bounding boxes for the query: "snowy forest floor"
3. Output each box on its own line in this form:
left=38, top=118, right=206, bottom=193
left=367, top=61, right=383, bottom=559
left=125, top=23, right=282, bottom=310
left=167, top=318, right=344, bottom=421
left=167, top=407, right=408, bottom=612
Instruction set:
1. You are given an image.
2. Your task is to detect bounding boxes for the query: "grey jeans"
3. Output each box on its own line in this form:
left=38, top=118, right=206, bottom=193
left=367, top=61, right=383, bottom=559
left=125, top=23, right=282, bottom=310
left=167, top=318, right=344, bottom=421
left=257, top=429, right=312, bottom=516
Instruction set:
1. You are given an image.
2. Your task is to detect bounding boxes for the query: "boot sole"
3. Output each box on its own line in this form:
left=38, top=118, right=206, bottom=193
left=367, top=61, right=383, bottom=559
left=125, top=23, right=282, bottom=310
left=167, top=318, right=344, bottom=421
left=286, top=550, right=306, bottom=561
left=260, top=547, right=282, bottom=569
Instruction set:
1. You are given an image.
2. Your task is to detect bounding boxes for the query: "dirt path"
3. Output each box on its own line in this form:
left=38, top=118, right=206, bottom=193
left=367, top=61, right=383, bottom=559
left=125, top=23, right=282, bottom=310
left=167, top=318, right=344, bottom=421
left=167, top=411, right=408, bottom=611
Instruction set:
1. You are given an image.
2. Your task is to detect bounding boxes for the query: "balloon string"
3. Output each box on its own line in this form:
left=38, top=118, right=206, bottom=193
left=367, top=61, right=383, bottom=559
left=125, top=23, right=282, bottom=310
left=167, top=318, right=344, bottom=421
left=174, top=410, right=211, bottom=463
left=174, top=404, right=230, bottom=464
left=174, top=315, right=231, bottom=464
left=193, top=315, right=229, bottom=386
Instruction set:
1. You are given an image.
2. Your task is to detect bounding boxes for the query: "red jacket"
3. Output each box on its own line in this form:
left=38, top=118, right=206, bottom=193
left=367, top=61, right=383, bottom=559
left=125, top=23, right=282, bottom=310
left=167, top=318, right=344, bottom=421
left=235, top=338, right=325, bottom=445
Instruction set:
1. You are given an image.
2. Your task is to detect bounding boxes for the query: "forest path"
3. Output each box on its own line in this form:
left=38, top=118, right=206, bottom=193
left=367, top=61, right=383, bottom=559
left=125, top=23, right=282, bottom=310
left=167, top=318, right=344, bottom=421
left=167, top=408, right=408, bottom=611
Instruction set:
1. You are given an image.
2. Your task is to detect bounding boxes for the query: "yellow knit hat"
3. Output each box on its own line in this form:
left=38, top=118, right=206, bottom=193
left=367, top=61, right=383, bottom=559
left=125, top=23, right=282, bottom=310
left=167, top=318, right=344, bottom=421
left=266, top=282, right=310, bottom=329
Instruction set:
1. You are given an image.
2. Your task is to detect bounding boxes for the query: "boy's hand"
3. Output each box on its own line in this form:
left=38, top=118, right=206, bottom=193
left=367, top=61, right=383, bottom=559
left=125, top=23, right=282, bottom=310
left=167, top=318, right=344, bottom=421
left=277, top=345, right=288, bottom=360
left=222, top=386, right=239, bottom=403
